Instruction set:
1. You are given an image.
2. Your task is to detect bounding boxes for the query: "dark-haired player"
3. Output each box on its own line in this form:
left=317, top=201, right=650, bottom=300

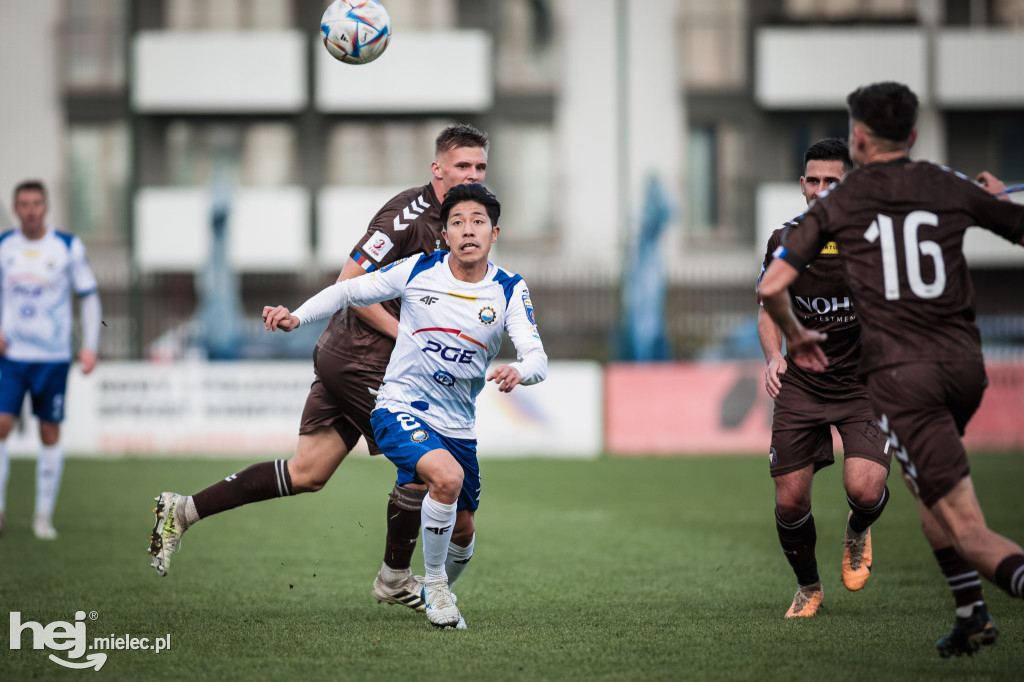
left=760, top=81, right=1024, bottom=656
left=758, top=138, right=891, bottom=618
left=0, top=180, right=101, bottom=539
left=264, top=183, right=547, bottom=628
left=150, top=125, right=490, bottom=613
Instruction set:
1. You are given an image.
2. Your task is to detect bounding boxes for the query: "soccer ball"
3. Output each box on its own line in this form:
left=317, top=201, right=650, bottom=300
left=320, top=0, right=392, bottom=65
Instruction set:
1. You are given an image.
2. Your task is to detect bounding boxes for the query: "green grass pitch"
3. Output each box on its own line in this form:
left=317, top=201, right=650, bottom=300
left=1, top=454, right=1022, bottom=681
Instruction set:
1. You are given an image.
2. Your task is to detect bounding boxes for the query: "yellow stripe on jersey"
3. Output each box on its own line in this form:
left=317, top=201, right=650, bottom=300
left=820, top=241, right=838, bottom=255
left=446, top=292, right=478, bottom=301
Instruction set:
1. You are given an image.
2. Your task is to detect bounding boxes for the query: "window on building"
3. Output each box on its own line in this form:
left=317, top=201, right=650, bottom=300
left=62, top=0, right=126, bottom=91
left=164, top=0, right=292, bottom=29
left=679, top=0, right=747, bottom=91
left=380, top=0, right=456, bottom=30
left=165, top=121, right=298, bottom=187
left=324, top=120, right=440, bottom=187
left=784, top=0, right=917, bottom=20
left=686, top=122, right=752, bottom=247
left=68, top=123, right=129, bottom=243
left=495, top=0, right=558, bottom=93
left=488, top=122, right=556, bottom=243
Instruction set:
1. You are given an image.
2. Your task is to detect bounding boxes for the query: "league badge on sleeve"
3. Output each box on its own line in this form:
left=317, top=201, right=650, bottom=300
left=522, top=292, right=535, bottom=325
left=363, top=230, right=394, bottom=263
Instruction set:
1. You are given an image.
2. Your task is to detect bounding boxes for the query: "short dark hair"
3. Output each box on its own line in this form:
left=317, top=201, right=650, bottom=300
left=14, top=179, right=47, bottom=204
left=804, top=138, right=852, bottom=173
left=435, top=123, right=489, bottom=157
left=846, top=81, right=918, bottom=142
left=440, top=183, right=500, bottom=227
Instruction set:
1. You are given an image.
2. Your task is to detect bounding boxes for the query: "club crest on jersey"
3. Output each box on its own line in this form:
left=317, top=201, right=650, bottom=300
left=410, top=429, right=428, bottom=443
left=363, top=230, right=394, bottom=262
left=522, top=294, right=535, bottom=325
left=478, top=306, right=496, bottom=325
left=433, top=370, right=455, bottom=387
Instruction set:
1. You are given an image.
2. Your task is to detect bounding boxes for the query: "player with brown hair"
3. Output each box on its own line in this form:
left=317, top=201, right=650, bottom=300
left=759, top=81, right=1024, bottom=656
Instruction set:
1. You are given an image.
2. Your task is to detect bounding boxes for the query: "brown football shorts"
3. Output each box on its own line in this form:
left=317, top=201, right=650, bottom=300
left=299, top=347, right=385, bottom=455
left=866, top=361, right=986, bottom=507
left=769, top=379, right=890, bottom=477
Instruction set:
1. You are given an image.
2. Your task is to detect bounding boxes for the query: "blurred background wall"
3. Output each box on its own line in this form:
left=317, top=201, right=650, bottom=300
left=1, top=0, right=1023, bottom=366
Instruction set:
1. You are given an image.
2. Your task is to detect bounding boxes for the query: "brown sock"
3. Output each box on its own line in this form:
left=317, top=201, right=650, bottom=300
left=995, top=554, right=1024, bottom=599
left=776, top=507, right=819, bottom=587
left=383, top=484, right=426, bottom=571
left=933, top=546, right=984, bottom=609
left=192, top=460, right=293, bottom=519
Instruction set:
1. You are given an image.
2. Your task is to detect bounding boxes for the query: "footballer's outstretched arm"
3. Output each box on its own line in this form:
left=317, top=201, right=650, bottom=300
left=263, top=257, right=415, bottom=332
left=336, top=257, right=400, bottom=340
left=758, top=259, right=828, bottom=373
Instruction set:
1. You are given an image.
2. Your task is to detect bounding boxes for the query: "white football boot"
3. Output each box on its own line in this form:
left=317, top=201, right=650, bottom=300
left=33, top=514, right=57, bottom=540
left=149, top=492, right=185, bottom=576
left=422, top=578, right=461, bottom=628
left=373, top=570, right=426, bottom=612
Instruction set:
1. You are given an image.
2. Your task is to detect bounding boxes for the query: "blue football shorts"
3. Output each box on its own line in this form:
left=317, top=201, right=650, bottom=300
left=0, top=358, right=71, bottom=422
left=370, top=408, right=481, bottom=512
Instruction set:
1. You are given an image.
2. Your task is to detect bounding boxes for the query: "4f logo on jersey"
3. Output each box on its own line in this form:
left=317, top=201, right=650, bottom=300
left=422, top=340, right=476, bottom=364
left=420, top=296, right=439, bottom=305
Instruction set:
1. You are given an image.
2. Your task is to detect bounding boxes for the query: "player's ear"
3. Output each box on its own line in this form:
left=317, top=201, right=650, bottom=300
left=490, top=225, right=500, bottom=243
left=431, top=160, right=442, bottom=179
left=907, top=127, right=917, bottom=150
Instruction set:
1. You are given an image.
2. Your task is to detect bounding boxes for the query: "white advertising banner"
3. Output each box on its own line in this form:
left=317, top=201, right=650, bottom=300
left=7, top=361, right=602, bottom=459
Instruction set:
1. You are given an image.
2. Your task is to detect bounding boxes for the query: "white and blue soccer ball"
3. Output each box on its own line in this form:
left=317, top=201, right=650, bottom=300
left=320, top=0, right=392, bottom=65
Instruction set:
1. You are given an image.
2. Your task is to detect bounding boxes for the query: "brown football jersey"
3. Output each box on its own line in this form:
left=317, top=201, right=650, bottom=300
left=316, top=182, right=443, bottom=368
left=761, top=223, right=863, bottom=396
left=779, top=159, right=1024, bottom=375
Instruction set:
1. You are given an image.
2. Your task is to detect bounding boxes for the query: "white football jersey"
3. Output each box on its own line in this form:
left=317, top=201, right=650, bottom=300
left=0, top=227, right=99, bottom=362
left=296, top=251, right=547, bottom=438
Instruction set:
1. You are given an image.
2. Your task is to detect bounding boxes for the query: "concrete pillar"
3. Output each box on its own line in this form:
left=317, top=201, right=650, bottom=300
left=554, top=0, right=683, bottom=272
left=0, top=1, right=64, bottom=228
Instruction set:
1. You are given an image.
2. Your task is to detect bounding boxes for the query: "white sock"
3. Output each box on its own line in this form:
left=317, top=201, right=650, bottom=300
left=446, top=533, right=475, bottom=587
left=379, top=562, right=410, bottom=583
left=178, top=495, right=200, bottom=531
left=0, top=440, right=9, bottom=511
left=421, top=494, right=456, bottom=583
left=35, top=444, right=64, bottom=518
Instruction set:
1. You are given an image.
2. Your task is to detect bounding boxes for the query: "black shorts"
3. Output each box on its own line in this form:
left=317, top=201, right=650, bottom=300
left=299, top=347, right=385, bottom=455
left=866, top=361, right=986, bottom=507
left=769, top=378, right=890, bottom=477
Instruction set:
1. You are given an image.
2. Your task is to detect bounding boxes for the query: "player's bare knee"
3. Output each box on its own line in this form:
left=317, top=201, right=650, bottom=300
left=426, top=465, right=463, bottom=502
left=775, top=499, right=810, bottom=522
left=286, top=459, right=329, bottom=493
left=775, top=485, right=811, bottom=520
left=846, top=482, right=884, bottom=509
left=39, top=422, right=60, bottom=446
